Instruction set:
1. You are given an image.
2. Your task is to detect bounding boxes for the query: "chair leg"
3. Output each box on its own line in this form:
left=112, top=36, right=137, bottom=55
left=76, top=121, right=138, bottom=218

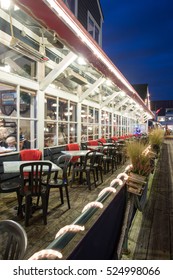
left=59, top=187, right=64, bottom=204
left=64, top=184, right=70, bottom=209
left=25, top=195, right=32, bottom=227
left=17, top=192, right=24, bottom=218
left=41, top=194, right=48, bottom=225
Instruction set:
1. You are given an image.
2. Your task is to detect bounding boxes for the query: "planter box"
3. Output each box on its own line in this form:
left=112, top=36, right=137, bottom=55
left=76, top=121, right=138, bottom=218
left=127, top=172, right=147, bottom=196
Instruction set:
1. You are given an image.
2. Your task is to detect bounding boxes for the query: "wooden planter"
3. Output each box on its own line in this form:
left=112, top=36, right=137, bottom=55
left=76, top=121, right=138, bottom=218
left=127, top=172, right=147, bottom=196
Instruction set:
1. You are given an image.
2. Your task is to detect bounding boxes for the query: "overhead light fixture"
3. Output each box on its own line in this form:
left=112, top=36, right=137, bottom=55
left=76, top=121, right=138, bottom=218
left=77, top=57, right=87, bottom=65
left=65, top=69, right=87, bottom=85
left=10, top=37, right=49, bottom=62
left=52, top=33, right=64, bottom=49
left=0, top=0, right=11, bottom=10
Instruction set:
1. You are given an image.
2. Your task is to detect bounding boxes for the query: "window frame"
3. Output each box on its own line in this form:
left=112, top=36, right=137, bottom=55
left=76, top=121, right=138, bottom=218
left=87, top=11, right=101, bottom=45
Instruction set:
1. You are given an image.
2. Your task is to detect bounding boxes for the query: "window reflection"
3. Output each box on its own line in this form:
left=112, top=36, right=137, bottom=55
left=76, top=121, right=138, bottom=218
left=0, top=83, right=37, bottom=152
left=45, top=96, right=57, bottom=120
left=44, top=122, right=57, bottom=147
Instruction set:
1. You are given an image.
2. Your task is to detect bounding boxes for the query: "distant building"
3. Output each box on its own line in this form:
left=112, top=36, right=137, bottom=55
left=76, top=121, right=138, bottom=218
left=63, top=0, right=103, bottom=46
left=151, top=100, right=173, bottom=131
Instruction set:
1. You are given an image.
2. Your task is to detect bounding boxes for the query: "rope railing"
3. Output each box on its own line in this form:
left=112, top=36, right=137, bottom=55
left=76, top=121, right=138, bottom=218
left=28, top=165, right=132, bottom=260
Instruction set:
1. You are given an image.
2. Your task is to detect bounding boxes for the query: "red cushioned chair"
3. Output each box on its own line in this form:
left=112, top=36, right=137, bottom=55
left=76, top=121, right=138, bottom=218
left=111, top=136, right=118, bottom=142
left=19, top=149, right=43, bottom=208
left=20, top=149, right=42, bottom=161
left=20, top=149, right=42, bottom=178
left=87, top=140, right=99, bottom=146
left=98, top=138, right=107, bottom=144
left=66, top=143, right=80, bottom=175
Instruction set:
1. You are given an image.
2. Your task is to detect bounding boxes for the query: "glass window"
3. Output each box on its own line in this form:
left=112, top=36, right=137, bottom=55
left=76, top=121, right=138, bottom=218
left=20, top=120, right=37, bottom=150
left=88, top=17, right=94, bottom=38
left=44, top=96, right=57, bottom=120
left=63, top=0, right=76, bottom=14
left=59, top=99, right=68, bottom=121
left=70, top=123, right=77, bottom=143
left=0, top=83, right=37, bottom=152
left=69, top=101, right=77, bottom=122
left=88, top=13, right=101, bottom=45
left=44, top=122, right=57, bottom=147
left=0, top=45, right=37, bottom=80
left=20, top=89, right=36, bottom=118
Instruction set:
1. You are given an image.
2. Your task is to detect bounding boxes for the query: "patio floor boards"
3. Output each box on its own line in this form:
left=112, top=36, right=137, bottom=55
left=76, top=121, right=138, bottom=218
left=124, top=139, right=173, bottom=260
left=1, top=139, right=173, bottom=260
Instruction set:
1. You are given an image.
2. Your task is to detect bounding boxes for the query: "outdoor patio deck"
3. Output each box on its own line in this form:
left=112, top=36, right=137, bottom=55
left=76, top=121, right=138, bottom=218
left=1, top=138, right=173, bottom=260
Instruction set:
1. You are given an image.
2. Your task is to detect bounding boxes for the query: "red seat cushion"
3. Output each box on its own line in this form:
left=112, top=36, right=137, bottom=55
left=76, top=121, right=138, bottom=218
left=20, top=149, right=42, bottom=177
left=98, top=138, right=107, bottom=143
left=66, top=143, right=80, bottom=163
left=87, top=140, right=99, bottom=146
left=20, top=149, right=42, bottom=161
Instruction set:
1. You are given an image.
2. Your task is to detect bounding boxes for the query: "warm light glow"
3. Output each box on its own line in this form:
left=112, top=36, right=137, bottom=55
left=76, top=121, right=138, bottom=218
left=77, top=56, right=87, bottom=65
left=0, top=64, right=11, bottom=73
left=0, top=0, right=11, bottom=10
left=44, top=0, right=136, bottom=92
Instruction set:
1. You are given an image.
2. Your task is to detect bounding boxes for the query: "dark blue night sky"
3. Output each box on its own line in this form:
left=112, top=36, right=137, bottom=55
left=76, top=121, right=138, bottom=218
left=100, top=0, right=173, bottom=101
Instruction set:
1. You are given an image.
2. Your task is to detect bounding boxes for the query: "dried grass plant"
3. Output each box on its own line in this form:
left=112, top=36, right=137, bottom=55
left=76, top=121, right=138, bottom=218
left=126, top=141, right=153, bottom=177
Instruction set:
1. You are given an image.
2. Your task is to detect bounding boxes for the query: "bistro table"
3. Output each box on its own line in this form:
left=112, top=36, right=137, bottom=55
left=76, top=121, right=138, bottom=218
left=3, top=160, right=61, bottom=173
left=62, top=150, right=103, bottom=158
left=62, top=150, right=103, bottom=187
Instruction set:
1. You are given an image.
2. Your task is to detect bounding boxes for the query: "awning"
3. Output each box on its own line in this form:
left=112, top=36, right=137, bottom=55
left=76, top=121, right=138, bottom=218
left=13, top=0, right=154, bottom=118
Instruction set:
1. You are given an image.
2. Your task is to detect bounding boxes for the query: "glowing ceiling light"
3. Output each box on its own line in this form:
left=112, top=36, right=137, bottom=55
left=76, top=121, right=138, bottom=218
left=0, top=0, right=11, bottom=10
left=77, top=56, right=86, bottom=65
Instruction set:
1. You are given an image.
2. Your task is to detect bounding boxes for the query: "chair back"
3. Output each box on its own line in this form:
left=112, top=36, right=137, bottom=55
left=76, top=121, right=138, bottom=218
left=0, top=220, right=27, bottom=260
left=84, top=150, right=97, bottom=169
left=98, top=138, right=107, bottom=144
left=20, top=162, right=52, bottom=196
left=20, top=149, right=42, bottom=161
left=81, top=142, right=88, bottom=150
left=56, top=154, right=72, bottom=181
left=20, top=149, right=42, bottom=178
left=66, top=143, right=80, bottom=163
left=87, top=140, right=98, bottom=146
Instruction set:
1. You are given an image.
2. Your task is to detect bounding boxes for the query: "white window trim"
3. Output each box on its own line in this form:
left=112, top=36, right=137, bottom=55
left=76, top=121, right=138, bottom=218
left=87, top=11, right=101, bottom=46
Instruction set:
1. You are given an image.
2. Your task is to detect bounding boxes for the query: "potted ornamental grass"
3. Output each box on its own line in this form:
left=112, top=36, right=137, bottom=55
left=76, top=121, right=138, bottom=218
left=126, top=141, right=154, bottom=195
left=148, top=128, right=164, bottom=155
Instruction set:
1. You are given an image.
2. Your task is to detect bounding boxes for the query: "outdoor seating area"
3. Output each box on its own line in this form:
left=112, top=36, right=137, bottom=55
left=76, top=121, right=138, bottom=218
left=1, top=130, right=171, bottom=260
left=0, top=0, right=171, bottom=264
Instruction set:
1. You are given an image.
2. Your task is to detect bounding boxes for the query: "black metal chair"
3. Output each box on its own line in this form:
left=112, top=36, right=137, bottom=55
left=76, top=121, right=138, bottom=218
left=0, top=219, right=27, bottom=260
left=46, top=154, right=71, bottom=210
left=19, top=162, right=52, bottom=226
left=70, top=150, right=97, bottom=190
left=81, top=142, right=88, bottom=150
left=93, top=153, right=103, bottom=185
left=102, top=145, right=118, bottom=174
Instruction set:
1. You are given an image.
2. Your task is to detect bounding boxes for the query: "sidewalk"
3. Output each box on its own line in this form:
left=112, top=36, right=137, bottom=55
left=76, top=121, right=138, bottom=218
left=122, top=139, right=173, bottom=259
